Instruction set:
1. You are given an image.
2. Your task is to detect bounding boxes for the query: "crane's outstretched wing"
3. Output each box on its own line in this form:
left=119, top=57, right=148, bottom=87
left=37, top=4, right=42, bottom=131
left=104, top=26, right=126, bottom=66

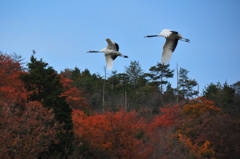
left=105, top=54, right=114, bottom=71
left=106, top=38, right=119, bottom=51
left=161, top=39, right=178, bottom=65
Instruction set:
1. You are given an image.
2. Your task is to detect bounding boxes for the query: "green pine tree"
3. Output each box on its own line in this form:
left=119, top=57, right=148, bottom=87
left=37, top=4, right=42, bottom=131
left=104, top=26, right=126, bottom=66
left=179, top=67, right=198, bottom=99
left=146, top=63, right=174, bottom=104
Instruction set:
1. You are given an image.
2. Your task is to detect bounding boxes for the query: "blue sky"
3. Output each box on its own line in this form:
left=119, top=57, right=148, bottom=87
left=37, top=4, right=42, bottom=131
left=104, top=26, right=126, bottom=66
left=1, top=0, right=240, bottom=94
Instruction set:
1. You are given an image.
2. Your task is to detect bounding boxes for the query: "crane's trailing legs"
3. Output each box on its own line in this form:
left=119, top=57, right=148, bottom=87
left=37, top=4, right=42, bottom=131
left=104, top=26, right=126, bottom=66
left=87, top=50, right=102, bottom=53
left=144, top=35, right=159, bottom=38
left=180, top=38, right=190, bottom=42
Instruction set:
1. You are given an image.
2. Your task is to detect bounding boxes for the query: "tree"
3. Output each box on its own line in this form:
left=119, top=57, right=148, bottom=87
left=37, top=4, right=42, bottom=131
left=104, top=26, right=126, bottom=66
left=146, top=63, right=174, bottom=104
left=69, top=67, right=104, bottom=110
left=203, top=82, right=237, bottom=114
left=72, top=109, right=154, bottom=159
left=182, top=97, right=221, bottom=118
left=221, top=81, right=235, bottom=108
left=163, top=82, right=178, bottom=105
left=194, top=114, right=240, bottom=159
left=232, top=81, right=240, bottom=95
left=0, top=53, right=60, bottom=159
left=203, top=82, right=220, bottom=101
left=20, top=53, right=73, bottom=157
left=0, top=53, right=27, bottom=105
left=60, top=75, right=89, bottom=111
left=178, top=68, right=189, bottom=98
left=0, top=101, right=60, bottom=159
left=125, top=60, right=144, bottom=89
left=179, top=97, right=240, bottom=159
left=179, top=67, right=198, bottom=99
left=116, top=73, right=130, bottom=109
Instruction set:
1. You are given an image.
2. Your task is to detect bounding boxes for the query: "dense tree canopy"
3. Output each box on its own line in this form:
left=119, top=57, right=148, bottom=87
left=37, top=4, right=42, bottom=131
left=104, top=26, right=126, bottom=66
left=1, top=52, right=240, bottom=159
left=20, top=54, right=74, bottom=158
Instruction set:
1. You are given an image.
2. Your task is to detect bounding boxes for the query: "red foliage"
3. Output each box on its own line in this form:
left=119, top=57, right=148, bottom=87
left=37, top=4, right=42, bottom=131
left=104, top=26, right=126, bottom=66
left=0, top=54, right=61, bottom=158
left=60, top=75, right=89, bottom=110
left=1, top=53, right=238, bottom=158
left=154, top=104, right=182, bottom=128
left=0, top=54, right=27, bottom=105
left=0, top=99, right=60, bottom=159
left=72, top=109, right=154, bottom=158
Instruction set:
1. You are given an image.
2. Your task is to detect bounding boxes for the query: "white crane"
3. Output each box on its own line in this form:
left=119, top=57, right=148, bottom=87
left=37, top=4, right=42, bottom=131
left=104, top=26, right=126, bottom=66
left=145, top=29, right=190, bottom=65
left=87, top=38, right=128, bottom=71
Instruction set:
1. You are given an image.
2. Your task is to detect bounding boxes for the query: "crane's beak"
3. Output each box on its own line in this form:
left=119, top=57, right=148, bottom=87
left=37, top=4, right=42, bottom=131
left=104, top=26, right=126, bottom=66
left=144, top=35, right=158, bottom=38
left=87, top=50, right=99, bottom=53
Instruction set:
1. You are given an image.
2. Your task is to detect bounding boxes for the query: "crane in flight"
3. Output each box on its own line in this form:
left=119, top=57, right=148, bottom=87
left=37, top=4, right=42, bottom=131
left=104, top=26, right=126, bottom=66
left=145, top=29, right=190, bottom=65
left=87, top=38, right=128, bottom=71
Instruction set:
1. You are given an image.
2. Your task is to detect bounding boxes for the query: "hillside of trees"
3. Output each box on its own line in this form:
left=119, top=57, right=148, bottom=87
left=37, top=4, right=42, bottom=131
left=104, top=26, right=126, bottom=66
left=0, top=52, right=240, bottom=159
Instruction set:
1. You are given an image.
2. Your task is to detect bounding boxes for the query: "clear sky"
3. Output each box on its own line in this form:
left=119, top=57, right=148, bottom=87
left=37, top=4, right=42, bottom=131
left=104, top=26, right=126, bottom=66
left=1, top=0, right=240, bottom=95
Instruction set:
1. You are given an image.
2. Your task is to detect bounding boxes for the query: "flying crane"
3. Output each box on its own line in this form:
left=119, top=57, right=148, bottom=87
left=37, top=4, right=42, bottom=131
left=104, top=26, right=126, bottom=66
left=145, top=29, right=190, bottom=65
left=87, top=38, right=128, bottom=71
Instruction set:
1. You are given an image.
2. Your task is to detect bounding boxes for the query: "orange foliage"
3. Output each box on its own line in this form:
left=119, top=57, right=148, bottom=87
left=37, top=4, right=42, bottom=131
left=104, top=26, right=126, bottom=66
left=72, top=109, right=154, bottom=158
left=178, top=134, right=215, bottom=159
left=60, top=75, right=89, bottom=110
left=183, top=97, right=221, bottom=118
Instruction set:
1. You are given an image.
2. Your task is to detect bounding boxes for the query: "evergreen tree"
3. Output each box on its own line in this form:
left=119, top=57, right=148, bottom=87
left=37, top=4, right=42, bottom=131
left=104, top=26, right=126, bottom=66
left=203, top=82, right=220, bottom=101
left=178, top=68, right=189, bottom=97
left=108, top=70, right=119, bottom=90
left=232, top=81, right=240, bottom=95
left=20, top=53, right=73, bottom=158
left=146, top=63, right=174, bottom=104
left=72, top=68, right=104, bottom=110
left=222, top=81, right=235, bottom=107
left=70, top=67, right=81, bottom=88
left=125, top=61, right=148, bottom=109
left=125, top=61, right=144, bottom=89
left=117, top=73, right=130, bottom=109
left=204, top=81, right=238, bottom=114
left=179, top=67, right=198, bottom=99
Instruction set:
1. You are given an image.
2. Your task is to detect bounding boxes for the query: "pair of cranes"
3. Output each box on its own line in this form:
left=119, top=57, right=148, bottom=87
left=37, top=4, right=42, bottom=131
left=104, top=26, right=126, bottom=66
left=87, top=29, right=190, bottom=71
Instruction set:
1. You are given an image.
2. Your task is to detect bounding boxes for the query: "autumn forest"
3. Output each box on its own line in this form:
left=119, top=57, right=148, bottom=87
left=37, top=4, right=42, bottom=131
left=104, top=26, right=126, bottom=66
left=0, top=52, right=240, bottom=159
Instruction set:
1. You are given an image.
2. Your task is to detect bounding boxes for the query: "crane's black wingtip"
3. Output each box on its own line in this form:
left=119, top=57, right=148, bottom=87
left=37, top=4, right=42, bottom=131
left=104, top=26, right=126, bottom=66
left=123, top=55, right=128, bottom=58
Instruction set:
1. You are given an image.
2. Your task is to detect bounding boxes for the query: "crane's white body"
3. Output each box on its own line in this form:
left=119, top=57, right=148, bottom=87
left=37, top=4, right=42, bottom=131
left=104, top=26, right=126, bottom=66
left=145, top=29, right=189, bottom=65
left=87, top=38, right=128, bottom=71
